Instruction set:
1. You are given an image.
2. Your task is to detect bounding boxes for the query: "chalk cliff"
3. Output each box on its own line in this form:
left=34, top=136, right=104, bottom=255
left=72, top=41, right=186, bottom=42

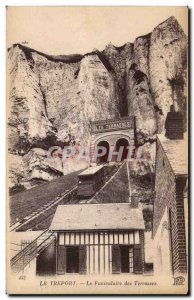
left=7, top=16, right=187, bottom=191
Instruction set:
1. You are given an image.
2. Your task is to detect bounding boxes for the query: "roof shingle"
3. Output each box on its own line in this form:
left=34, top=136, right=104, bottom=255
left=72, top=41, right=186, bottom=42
left=50, top=203, right=145, bottom=231
left=157, top=134, right=188, bottom=176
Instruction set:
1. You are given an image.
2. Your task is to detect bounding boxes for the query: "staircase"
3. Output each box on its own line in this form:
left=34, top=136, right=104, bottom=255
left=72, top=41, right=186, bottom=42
left=11, top=230, right=55, bottom=274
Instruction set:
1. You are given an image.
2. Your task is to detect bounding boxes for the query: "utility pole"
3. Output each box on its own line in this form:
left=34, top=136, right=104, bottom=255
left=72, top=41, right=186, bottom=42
left=126, top=160, right=131, bottom=203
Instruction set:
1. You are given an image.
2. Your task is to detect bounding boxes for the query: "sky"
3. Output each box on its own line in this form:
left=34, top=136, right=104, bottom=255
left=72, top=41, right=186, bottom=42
left=7, top=6, right=188, bottom=55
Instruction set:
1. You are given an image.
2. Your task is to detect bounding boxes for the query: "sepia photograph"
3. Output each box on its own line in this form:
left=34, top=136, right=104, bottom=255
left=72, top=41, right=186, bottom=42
left=6, top=5, right=189, bottom=295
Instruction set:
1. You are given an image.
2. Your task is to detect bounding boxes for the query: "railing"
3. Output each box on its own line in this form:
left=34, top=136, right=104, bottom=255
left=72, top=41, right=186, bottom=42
left=10, top=230, right=55, bottom=274
left=10, top=239, right=38, bottom=273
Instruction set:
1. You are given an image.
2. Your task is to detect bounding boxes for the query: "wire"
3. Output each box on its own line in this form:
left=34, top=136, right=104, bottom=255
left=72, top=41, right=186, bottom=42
left=10, top=242, right=21, bottom=247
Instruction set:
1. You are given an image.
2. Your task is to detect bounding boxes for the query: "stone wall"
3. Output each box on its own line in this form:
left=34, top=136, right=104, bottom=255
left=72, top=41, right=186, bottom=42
left=173, top=177, right=187, bottom=274
left=153, top=138, right=176, bottom=236
left=153, top=137, right=187, bottom=274
left=153, top=208, right=172, bottom=275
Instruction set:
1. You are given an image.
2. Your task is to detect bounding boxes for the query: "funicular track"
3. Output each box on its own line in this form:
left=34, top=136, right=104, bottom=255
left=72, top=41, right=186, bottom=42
left=10, top=162, right=123, bottom=232
left=87, top=161, right=126, bottom=203
left=79, top=161, right=125, bottom=203
left=77, top=162, right=124, bottom=203
left=10, top=162, right=125, bottom=273
left=10, top=184, right=78, bottom=232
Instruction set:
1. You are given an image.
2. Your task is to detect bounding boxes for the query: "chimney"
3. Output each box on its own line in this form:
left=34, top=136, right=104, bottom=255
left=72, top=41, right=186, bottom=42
left=131, top=194, right=139, bottom=208
left=165, top=105, right=184, bottom=140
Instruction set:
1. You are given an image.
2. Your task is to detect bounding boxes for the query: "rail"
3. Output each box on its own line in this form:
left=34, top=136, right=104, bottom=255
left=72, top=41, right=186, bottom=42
left=88, top=161, right=125, bottom=203
left=10, top=184, right=77, bottom=232
left=10, top=230, right=55, bottom=274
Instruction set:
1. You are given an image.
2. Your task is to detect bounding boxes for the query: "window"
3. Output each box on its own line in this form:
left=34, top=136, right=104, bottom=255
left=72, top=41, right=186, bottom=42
left=129, top=247, right=134, bottom=273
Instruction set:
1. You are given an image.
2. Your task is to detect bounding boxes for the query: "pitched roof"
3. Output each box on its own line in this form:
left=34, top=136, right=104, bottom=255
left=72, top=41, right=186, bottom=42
left=79, top=165, right=103, bottom=176
left=50, top=203, right=145, bottom=231
left=157, top=134, right=188, bottom=176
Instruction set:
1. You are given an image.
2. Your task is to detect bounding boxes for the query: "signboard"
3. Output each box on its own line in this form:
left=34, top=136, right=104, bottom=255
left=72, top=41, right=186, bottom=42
left=91, top=117, right=134, bottom=133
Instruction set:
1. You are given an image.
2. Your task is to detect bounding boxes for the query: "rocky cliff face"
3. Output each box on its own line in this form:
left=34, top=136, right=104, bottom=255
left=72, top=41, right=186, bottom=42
left=7, top=16, right=187, bottom=191
left=103, top=16, right=187, bottom=140
left=149, top=17, right=187, bottom=132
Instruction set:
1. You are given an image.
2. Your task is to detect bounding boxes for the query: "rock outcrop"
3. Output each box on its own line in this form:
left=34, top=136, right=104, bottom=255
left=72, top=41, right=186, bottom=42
left=149, top=16, right=187, bottom=132
left=7, top=16, right=187, bottom=191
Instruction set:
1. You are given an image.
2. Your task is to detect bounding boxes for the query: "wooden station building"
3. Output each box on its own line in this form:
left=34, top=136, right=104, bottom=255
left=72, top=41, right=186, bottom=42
left=50, top=203, right=145, bottom=275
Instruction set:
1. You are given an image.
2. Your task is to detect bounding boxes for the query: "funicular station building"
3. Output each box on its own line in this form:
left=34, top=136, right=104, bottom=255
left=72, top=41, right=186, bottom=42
left=90, top=116, right=135, bottom=163
left=50, top=203, right=145, bottom=275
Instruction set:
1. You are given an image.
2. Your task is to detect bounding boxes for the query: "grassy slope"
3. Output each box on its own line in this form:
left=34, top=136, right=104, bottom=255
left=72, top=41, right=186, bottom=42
left=130, top=174, right=155, bottom=204
left=93, top=163, right=129, bottom=203
left=10, top=170, right=81, bottom=225
left=130, top=174, right=154, bottom=231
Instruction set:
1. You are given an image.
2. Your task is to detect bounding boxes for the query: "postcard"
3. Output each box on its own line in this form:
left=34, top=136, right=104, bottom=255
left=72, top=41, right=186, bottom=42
left=6, top=6, right=189, bottom=295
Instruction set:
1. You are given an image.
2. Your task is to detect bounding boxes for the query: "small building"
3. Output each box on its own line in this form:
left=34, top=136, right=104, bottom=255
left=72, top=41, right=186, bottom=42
left=153, top=134, right=188, bottom=275
left=50, top=203, right=145, bottom=275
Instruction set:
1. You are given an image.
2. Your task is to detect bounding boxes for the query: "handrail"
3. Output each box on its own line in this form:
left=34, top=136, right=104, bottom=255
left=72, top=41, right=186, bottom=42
left=11, top=232, right=55, bottom=274
left=11, top=229, right=48, bottom=264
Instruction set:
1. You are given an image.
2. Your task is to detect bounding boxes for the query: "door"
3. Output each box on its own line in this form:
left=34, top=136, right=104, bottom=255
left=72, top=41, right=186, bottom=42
left=120, top=246, right=129, bottom=273
left=133, top=244, right=143, bottom=274
left=66, top=246, right=79, bottom=273
left=36, top=240, right=56, bottom=276
left=112, top=245, right=121, bottom=274
left=57, top=245, right=66, bottom=275
left=112, top=246, right=134, bottom=274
